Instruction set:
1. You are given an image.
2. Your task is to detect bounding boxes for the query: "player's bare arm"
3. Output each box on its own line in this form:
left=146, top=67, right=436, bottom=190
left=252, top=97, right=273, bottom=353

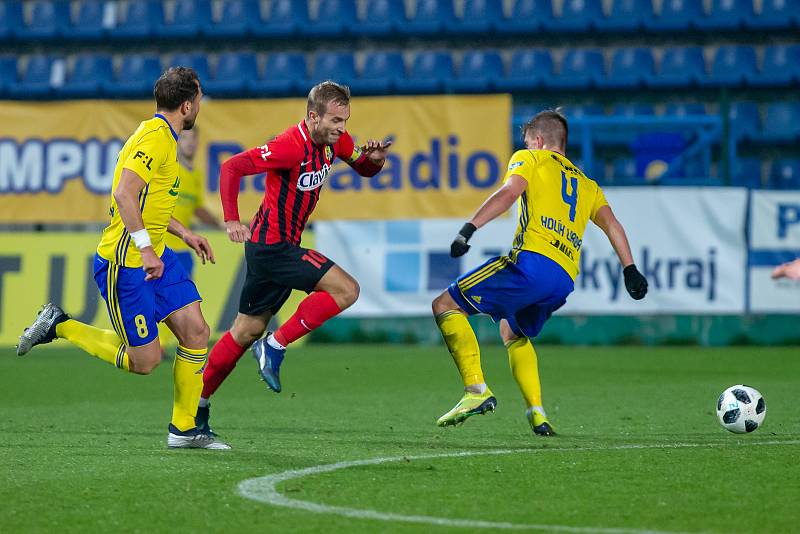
left=167, top=217, right=215, bottom=265
left=593, top=205, right=648, bottom=300
left=114, top=168, right=163, bottom=281
left=219, top=151, right=255, bottom=243
left=194, top=206, right=225, bottom=230
left=450, top=175, right=527, bottom=257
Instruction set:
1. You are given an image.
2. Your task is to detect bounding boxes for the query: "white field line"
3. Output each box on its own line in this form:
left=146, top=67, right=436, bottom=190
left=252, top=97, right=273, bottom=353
left=238, top=439, right=800, bottom=533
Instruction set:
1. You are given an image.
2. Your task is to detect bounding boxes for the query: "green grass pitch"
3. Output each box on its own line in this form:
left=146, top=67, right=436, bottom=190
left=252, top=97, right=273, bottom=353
left=2, top=344, right=799, bottom=533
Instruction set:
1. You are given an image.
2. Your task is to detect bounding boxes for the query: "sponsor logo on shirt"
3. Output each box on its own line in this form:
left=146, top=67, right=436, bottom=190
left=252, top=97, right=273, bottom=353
left=297, top=163, right=331, bottom=191
left=133, top=150, right=154, bottom=170
left=508, top=161, right=524, bottom=171
left=168, top=176, right=181, bottom=196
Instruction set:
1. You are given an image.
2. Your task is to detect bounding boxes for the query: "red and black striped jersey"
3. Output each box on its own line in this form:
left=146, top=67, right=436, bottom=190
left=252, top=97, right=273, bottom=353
left=220, top=120, right=383, bottom=245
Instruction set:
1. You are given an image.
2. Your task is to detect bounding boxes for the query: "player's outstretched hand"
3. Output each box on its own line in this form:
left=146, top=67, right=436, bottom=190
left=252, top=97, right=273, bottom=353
left=771, top=258, right=800, bottom=280
left=226, top=220, right=252, bottom=243
left=141, top=247, right=164, bottom=281
left=184, top=232, right=216, bottom=265
left=450, top=222, right=477, bottom=258
left=362, top=137, right=393, bottom=164
left=623, top=264, right=648, bottom=300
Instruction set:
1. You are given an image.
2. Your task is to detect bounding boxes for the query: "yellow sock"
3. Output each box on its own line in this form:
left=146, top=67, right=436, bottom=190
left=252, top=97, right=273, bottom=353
left=506, top=337, right=542, bottom=408
left=55, top=319, right=129, bottom=371
left=436, top=310, right=484, bottom=387
left=172, top=345, right=207, bottom=432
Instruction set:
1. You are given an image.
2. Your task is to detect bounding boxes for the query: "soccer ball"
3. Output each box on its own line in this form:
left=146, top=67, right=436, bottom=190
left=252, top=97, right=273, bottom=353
left=716, top=385, right=766, bottom=434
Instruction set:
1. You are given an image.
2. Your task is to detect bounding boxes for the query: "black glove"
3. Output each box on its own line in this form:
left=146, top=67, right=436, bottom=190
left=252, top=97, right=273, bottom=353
left=450, top=223, right=477, bottom=258
left=623, top=264, right=648, bottom=300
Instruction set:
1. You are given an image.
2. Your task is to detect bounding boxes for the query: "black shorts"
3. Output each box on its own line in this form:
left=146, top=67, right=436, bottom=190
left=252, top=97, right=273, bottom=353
left=239, top=241, right=335, bottom=316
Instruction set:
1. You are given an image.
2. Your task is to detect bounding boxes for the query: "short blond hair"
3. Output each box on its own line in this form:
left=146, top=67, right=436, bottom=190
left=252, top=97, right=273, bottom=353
left=307, top=80, right=351, bottom=117
left=522, top=109, right=569, bottom=149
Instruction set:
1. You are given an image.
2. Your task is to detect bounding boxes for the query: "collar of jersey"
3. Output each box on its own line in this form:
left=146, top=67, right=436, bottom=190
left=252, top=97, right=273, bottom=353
left=299, top=119, right=311, bottom=141
left=154, top=114, right=179, bottom=142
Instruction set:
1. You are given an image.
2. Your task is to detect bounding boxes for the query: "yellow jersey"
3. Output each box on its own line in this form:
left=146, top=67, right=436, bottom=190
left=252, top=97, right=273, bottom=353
left=504, top=149, right=608, bottom=280
left=97, top=114, right=180, bottom=267
left=164, top=161, right=205, bottom=251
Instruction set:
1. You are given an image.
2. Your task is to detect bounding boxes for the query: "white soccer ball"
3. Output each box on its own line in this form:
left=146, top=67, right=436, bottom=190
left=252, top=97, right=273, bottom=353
left=716, top=385, right=766, bottom=433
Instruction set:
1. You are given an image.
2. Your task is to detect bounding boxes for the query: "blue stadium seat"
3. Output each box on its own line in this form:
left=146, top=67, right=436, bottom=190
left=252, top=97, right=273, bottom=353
left=252, top=0, right=308, bottom=38
left=511, top=103, right=545, bottom=136
left=167, top=54, right=210, bottom=85
left=664, top=102, right=707, bottom=116
left=613, top=103, right=656, bottom=117
left=349, top=52, right=404, bottom=95
left=747, top=0, right=799, bottom=29
left=114, top=0, right=164, bottom=39
left=446, top=51, right=504, bottom=93
left=761, top=103, right=800, bottom=143
left=159, top=0, right=211, bottom=39
left=0, top=56, right=18, bottom=98
left=749, top=45, right=800, bottom=87
left=596, top=0, right=654, bottom=32
left=106, top=55, right=162, bottom=98
left=203, top=52, right=257, bottom=97
left=60, top=54, right=113, bottom=98
left=770, top=159, right=800, bottom=189
left=16, top=1, right=70, bottom=41
left=446, top=0, right=504, bottom=35
left=560, top=104, right=605, bottom=119
left=599, top=48, right=654, bottom=89
left=701, top=46, right=757, bottom=87
left=648, top=47, right=705, bottom=88
left=8, top=55, right=60, bottom=99
left=204, top=0, right=258, bottom=39
left=560, top=105, right=604, bottom=146
left=730, top=157, right=763, bottom=188
left=395, top=51, right=454, bottom=94
left=0, top=1, right=23, bottom=42
left=495, top=49, right=554, bottom=92
left=696, top=0, right=753, bottom=30
left=63, top=0, right=107, bottom=41
left=547, top=49, right=604, bottom=90
left=569, top=159, right=605, bottom=182
left=611, top=158, right=643, bottom=182
left=681, top=155, right=712, bottom=181
left=727, top=102, right=760, bottom=143
left=504, top=0, right=553, bottom=33
left=404, top=0, right=454, bottom=35
left=251, top=53, right=306, bottom=96
left=351, top=0, right=406, bottom=37
left=552, top=0, right=603, bottom=31
left=310, top=52, right=356, bottom=86
left=306, top=0, right=357, bottom=37
left=650, top=0, right=704, bottom=31
left=584, top=159, right=606, bottom=183
left=600, top=105, right=655, bottom=145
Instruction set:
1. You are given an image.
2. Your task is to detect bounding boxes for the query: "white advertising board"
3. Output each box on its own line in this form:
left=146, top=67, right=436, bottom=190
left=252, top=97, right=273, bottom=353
left=316, top=188, right=749, bottom=316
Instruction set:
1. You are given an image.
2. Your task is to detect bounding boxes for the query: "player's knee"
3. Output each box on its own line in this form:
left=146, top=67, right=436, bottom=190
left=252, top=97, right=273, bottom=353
left=344, top=278, right=360, bottom=307
left=431, top=291, right=452, bottom=316
left=231, top=320, right=264, bottom=347
left=186, top=320, right=211, bottom=347
left=129, top=355, right=160, bottom=375
left=329, top=277, right=359, bottom=310
left=499, top=320, right=519, bottom=344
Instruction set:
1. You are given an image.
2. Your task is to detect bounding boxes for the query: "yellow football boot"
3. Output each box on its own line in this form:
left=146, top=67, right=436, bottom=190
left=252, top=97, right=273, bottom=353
left=436, top=389, right=497, bottom=427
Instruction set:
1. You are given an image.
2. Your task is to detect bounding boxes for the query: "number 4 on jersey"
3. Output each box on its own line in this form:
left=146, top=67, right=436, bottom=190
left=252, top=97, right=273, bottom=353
left=561, top=172, right=578, bottom=222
